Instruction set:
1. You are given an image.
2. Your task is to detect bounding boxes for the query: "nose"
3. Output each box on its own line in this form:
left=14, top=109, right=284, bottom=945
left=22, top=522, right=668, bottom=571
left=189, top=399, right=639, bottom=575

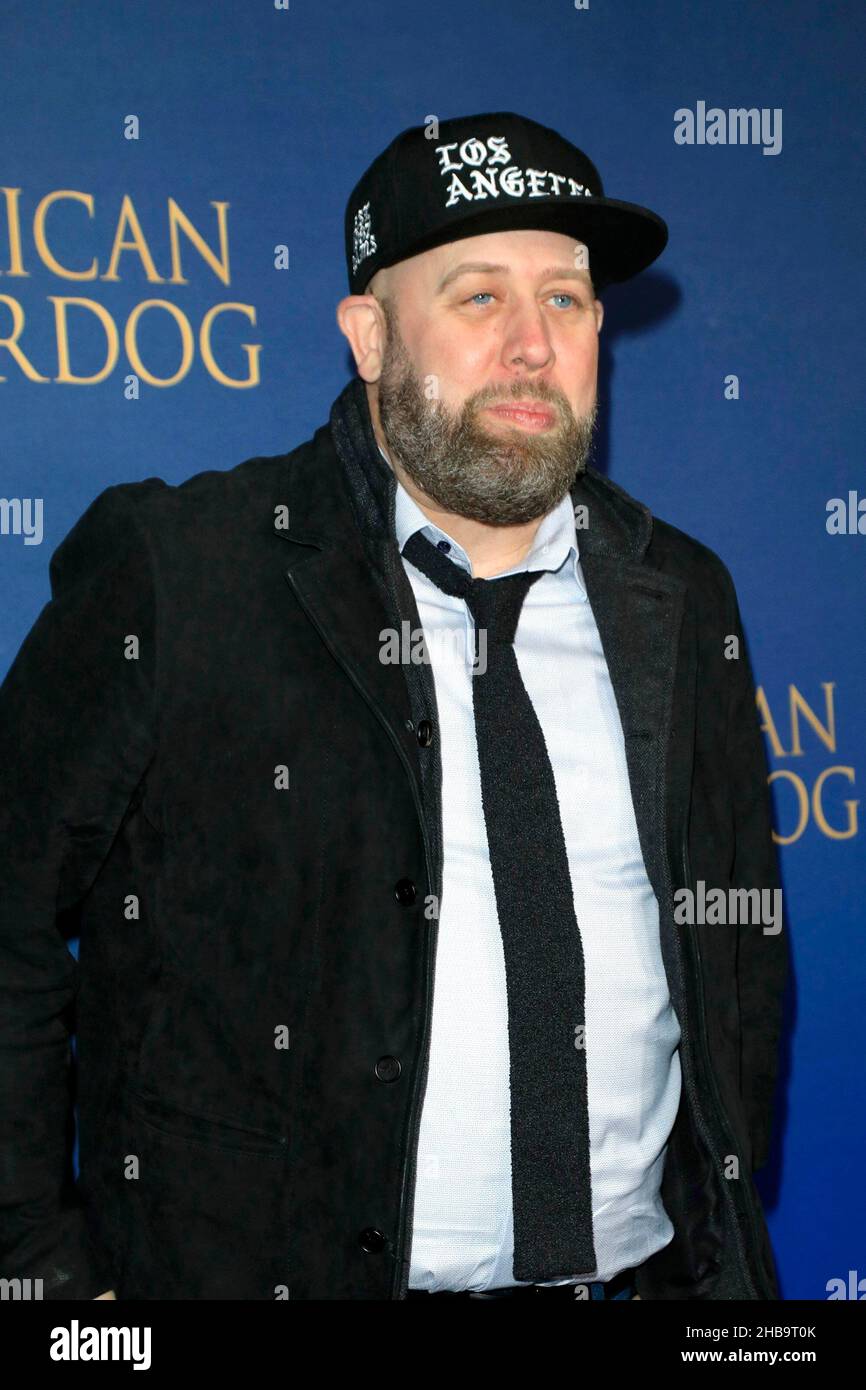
left=500, top=299, right=555, bottom=373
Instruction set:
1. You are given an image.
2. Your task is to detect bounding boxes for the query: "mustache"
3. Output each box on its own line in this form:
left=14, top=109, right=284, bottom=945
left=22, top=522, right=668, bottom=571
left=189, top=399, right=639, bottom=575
left=469, top=385, right=567, bottom=415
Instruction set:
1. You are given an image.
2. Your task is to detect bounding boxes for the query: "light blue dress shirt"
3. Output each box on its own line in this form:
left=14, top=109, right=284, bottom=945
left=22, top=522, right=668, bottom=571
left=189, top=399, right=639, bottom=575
left=383, top=445, right=682, bottom=1292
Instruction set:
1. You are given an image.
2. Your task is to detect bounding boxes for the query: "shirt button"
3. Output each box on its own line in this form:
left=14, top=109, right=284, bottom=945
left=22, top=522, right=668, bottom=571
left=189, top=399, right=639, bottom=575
left=417, top=719, right=434, bottom=747
left=394, top=879, right=417, bottom=906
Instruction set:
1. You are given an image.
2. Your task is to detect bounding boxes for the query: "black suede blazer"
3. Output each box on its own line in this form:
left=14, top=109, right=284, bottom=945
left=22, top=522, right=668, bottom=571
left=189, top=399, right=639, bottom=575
left=0, top=376, right=788, bottom=1299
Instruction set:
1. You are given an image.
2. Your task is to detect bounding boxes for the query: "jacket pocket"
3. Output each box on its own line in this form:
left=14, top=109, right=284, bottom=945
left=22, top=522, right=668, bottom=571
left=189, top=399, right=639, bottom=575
left=124, top=1081, right=288, bottom=1157
left=115, top=1084, right=291, bottom=1299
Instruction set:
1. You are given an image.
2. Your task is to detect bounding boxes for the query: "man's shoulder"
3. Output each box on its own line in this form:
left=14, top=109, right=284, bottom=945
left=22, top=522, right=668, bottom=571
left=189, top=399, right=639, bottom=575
left=47, top=436, right=323, bottom=594
left=650, top=511, right=735, bottom=596
left=99, top=439, right=314, bottom=526
left=63, top=434, right=323, bottom=562
left=587, top=466, right=737, bottom=607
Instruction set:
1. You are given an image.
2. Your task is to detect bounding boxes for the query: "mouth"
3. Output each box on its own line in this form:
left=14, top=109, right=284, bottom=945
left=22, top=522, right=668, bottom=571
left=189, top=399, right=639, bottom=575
left=483, top=402, right=556, bottom=431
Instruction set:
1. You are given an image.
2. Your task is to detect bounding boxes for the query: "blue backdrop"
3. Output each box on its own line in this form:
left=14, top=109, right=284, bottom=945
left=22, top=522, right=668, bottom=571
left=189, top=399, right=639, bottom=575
left=1, top=0, right=863, bottom=1302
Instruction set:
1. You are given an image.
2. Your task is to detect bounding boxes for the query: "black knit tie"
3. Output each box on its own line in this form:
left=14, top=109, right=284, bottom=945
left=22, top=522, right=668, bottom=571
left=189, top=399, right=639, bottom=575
left=402, top=528, right=597, bottom=1281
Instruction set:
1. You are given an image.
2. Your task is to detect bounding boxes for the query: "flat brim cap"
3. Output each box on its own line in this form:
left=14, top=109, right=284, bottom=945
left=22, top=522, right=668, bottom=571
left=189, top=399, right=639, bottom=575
left=345, top=111, right=668, bottom=296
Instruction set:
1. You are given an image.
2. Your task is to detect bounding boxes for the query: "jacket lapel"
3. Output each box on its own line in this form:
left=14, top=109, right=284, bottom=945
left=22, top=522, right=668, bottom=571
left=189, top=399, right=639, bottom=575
left=570, top=470, right=688, bottom=914
left=275, top=421, right=421, bottom=777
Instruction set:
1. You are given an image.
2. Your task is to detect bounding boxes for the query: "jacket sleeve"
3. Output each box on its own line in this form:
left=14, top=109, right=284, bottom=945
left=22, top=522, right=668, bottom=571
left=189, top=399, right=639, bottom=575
left=0, top=482, right=159, bottom=1298
left=721, top=565, right=789, bottom=1173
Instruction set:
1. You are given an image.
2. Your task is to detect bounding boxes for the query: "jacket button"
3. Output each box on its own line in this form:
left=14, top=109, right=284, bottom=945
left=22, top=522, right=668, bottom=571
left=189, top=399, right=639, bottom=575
left=394, top=878, right=417, bottom=905
left=374, top=1055, right=402, bottom=1083
left=358, top=1227, right=387, bottom=1254
left=417, top=719, right=434, bottom=747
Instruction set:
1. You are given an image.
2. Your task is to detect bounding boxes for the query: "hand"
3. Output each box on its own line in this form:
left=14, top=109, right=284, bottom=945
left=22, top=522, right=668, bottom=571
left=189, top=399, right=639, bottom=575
left=93, top=1290, right=117, bottom=1299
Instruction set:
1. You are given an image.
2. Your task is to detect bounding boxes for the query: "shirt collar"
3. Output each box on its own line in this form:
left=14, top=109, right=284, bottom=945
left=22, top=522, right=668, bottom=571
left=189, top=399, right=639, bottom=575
left=380, top=441, right=586, bottom=597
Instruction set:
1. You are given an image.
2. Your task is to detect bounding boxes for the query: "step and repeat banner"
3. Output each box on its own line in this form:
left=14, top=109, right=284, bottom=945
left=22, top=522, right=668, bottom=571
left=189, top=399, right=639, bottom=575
left=1, top=0, right=863, bottom=1305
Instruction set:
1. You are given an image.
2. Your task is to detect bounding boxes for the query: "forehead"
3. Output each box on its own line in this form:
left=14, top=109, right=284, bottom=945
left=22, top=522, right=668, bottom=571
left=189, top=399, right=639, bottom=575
left=391, top=227, right=592, bottom=296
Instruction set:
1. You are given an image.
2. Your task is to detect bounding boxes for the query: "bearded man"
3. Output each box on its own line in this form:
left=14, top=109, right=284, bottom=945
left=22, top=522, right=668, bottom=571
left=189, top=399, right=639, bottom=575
left=0, top=112, right=787, bottom=1302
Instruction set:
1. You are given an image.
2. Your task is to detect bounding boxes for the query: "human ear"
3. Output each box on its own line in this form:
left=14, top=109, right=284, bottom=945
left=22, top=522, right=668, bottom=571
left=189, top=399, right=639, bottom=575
left=336, top=295, right=387, bottom=382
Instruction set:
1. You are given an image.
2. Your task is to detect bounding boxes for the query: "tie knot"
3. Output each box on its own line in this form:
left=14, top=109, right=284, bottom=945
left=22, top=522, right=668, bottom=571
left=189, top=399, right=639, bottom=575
left=464, top=572, right=540, bottom=646
left=402, top=530, right=542, bottom=645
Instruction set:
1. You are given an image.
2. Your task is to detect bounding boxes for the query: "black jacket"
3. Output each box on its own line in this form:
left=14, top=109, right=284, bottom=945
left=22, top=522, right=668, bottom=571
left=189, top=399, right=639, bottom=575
left=0, top=376, right=788, bottom=1299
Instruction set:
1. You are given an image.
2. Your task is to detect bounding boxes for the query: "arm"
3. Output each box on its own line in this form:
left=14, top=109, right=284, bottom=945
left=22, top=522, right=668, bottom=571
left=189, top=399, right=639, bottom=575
left=0, top=483, right=159, bottom=1298
left=722, top=566, right=789, bottom=1173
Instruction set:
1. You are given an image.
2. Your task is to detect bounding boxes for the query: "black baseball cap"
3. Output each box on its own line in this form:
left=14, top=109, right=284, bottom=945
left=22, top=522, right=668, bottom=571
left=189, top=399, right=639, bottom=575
left=345, top=111, right=668, bottom=297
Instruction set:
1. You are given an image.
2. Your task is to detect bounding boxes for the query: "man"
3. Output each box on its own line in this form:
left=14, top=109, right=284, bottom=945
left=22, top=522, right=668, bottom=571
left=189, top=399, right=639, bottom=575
left=0, top=112, right=787, bottom=1301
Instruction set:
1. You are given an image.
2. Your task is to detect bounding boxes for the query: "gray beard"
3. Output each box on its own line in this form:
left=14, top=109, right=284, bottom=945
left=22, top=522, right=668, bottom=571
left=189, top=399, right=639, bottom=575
left=376, top=301, right=598, bottom=527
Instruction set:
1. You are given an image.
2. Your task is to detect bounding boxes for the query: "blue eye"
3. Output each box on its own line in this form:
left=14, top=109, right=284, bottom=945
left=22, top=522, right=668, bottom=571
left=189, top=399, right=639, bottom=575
left=464, top=291, right=579, bottom=308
